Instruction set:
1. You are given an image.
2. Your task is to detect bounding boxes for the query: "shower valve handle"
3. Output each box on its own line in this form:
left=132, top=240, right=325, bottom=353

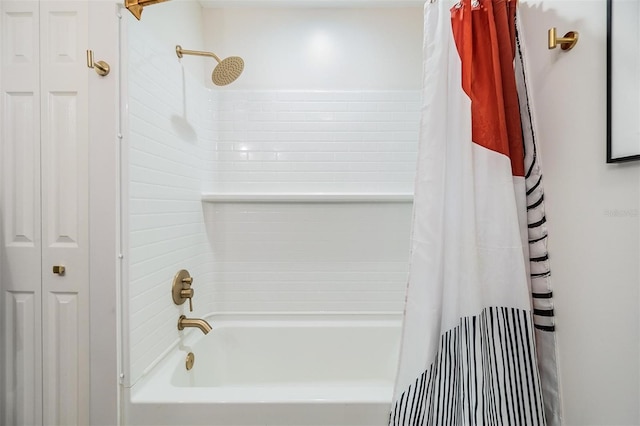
left=180, top=288, right=194, bottom=312
left=172, top=269, right=196, bottom=312
left=181, top=277, right=194, bottom=311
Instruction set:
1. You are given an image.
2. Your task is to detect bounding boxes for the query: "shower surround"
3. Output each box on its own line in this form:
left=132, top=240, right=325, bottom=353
left=124, top=3, right=422, bottom=422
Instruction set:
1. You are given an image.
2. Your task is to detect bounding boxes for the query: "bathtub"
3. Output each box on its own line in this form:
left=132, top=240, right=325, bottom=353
left=125, top=313, right=402, bottom=426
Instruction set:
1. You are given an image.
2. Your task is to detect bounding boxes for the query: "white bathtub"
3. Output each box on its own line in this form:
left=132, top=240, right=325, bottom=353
left=125, top=313, right=402, bottom=426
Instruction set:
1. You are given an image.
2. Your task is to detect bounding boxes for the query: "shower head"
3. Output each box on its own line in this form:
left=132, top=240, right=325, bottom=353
left=176, top=45, right=245, bottom=86
left=211, top=56, right=244, bottom=86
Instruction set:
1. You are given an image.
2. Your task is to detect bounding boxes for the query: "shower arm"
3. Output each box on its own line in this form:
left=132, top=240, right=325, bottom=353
left=175, top=46, right=222, bottom=64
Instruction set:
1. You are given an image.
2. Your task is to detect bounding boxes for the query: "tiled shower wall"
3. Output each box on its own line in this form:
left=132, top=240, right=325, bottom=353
left=202, top=89, right=420, bottom=312
left=198, top=8, right=422, bottom=313
left=203, top=90, right=421, bottom=193
left=127, top=4, right=421, bottom=385
left=127, top=17, right=214, bottom=385
left=203, top=201, right=413, bottom=312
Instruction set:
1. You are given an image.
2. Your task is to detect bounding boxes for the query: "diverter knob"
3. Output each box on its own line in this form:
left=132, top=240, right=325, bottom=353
left=172, top=269, right=195, bottom=312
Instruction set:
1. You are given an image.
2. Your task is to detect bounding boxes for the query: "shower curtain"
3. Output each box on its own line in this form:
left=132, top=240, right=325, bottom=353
left=390, top=0, right=561, bottom=424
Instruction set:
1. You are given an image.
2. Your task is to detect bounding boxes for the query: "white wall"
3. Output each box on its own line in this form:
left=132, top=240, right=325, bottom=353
left=203, top=89, right=420, bottom=193
left=125, top=2, right=215, bottom=386
left=125, top=3, right=423, bottom=385
left=131, top=0, right=206, bottom=82
left=203, top=201, right=412, bottom=312
left=199, top=7, right=422, bottom=313
left=123, top=1, right=640, bottom=424
left=520, top=0, right=640, bottom=424
left=202, top=7, right=423, bottom=90
left=201, top=7, right=423, bottom=194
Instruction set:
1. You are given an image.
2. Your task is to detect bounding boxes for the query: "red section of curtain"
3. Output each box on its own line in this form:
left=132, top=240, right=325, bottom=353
left=451, top=0, right=525, bottom=177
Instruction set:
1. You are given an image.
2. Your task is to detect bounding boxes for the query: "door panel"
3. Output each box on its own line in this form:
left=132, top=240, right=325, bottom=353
left=5, top=93, right=38, bottom=246
left=1, top=1, right=89, bottom=424
left=44, top=292, right=81, bottom=425
left=1, top=2, right=43, bottom=425
left=3, top=291, right=39, bottom=426
left=40, top=2, right=89, bottom=424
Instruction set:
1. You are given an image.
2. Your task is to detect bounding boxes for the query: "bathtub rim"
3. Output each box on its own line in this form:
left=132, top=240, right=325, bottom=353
left=133, top=311, right=403, bottom=385
left=128, top=311, right=403, bottom=404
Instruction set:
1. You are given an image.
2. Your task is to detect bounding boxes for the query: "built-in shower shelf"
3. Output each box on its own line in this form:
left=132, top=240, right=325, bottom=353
left=201, top=192, right=414, bottom=203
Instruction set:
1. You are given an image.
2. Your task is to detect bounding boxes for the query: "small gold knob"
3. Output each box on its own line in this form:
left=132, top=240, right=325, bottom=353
left=186, top=352, right=195, bottom=371
left=53, top=265, right=66, bottom=276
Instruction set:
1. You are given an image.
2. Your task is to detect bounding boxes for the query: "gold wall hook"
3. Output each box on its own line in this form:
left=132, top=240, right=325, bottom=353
left=548, top=27, right=579, bottom=51
left=86, top=50, right=110, bottom=76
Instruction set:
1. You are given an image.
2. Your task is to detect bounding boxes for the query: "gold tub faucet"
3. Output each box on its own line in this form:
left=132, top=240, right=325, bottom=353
left=178, top=315, right=212, bottom=335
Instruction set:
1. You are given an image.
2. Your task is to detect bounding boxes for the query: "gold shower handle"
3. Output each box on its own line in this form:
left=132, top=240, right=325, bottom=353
left=172, top=269, right=195, bottom=312
left=548, top=28, right=579, bottom=51
left=180, top=288, right=194, bottom=311
left=86, top=50, right=110, bottom=76
left=180, top=277, right=194, bottom=311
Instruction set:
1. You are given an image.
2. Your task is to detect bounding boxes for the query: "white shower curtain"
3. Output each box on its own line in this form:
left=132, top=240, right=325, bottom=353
left=390, top=0, right=561, bottom=424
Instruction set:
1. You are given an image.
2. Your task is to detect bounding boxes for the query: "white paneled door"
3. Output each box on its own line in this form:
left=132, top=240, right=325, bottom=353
left=1, top=1, right=90, bottom=424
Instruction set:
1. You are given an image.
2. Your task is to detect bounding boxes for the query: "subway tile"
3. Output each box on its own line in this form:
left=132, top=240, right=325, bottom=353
left=346, top=102, right=381, bottom=112
left=376, top=102, right=407, bottom=112
left=275, top=111, right=309, bottom=122
left=248, top=112, right=278, bottom=121
left=333, top=152, right=389, bottom=162
left=302, top=111, right=334, bottom=122
left=276, top=152, right=335, bottom=162
left=286, top=162, right=348, bottom=172
left=245, top=91, right=277, bottom=102
left=360, top=91, right=421, bottom=102
left=217, top=151, right=249, bottom=161
left=128, top=27, right=217, bottom=385
left=248, top=151, right=278, bottom=162
left=259, top=161, right=293, bottom=172
left=295, top=102, right=348, bottom=112
left=332, top=111, right=365, bottom=122
left=276, top=131, right=335, bottom=142
left=129, top=75, right=420, bottom=382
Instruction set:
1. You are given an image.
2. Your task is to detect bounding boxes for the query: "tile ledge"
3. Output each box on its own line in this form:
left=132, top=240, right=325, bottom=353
left=201, top=192, right=414, bottom=203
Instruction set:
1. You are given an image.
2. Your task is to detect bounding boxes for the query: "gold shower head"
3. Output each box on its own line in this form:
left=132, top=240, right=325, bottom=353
left=176, top=45, right=245, bottom=86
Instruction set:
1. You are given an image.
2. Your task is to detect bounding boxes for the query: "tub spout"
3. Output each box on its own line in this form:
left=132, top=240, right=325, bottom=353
left=178, top=315, right=212, bottom=335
